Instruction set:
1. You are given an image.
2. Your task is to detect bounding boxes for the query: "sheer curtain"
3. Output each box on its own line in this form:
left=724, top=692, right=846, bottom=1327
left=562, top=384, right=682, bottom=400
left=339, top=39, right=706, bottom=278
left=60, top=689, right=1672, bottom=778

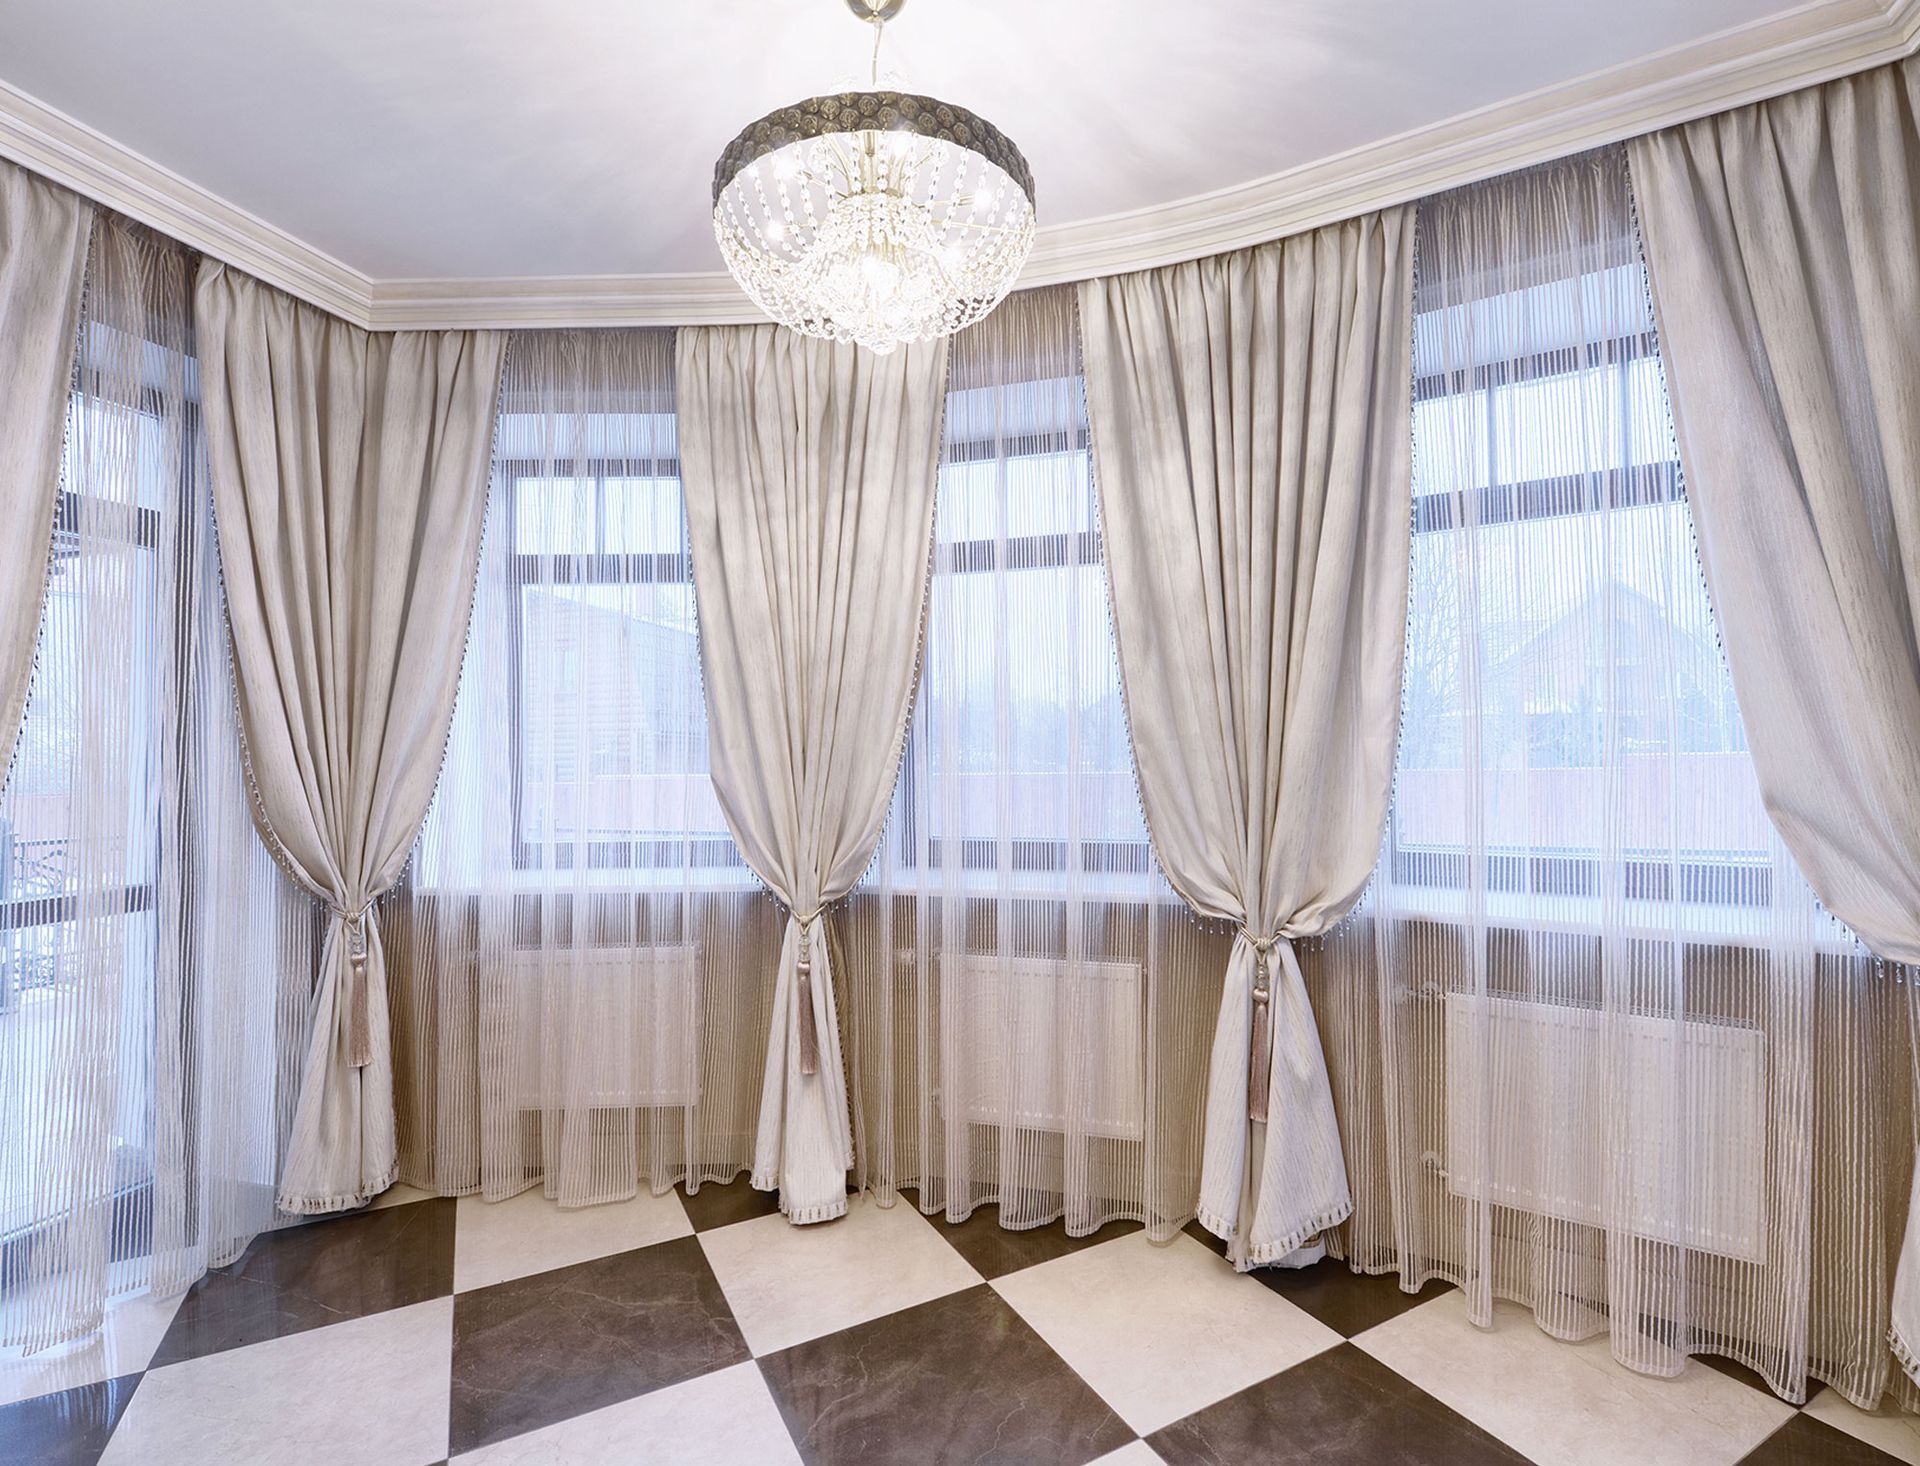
left=0, top=213, right=313, bottom=1351
left=845, top=286, right=1228, bottom=1238
left=1312, top=146, right=1915, bottom=1409
left=389, top=328, right=784, bottom=1206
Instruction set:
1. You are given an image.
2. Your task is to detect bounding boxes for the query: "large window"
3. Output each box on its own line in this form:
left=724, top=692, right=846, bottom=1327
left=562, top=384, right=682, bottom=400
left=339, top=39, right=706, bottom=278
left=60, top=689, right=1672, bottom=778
left=502, top=450, right=739, bottom=875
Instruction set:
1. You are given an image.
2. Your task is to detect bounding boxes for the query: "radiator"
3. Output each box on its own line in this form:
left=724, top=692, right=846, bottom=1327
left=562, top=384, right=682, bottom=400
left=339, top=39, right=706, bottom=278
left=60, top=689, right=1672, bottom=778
left=1444, top=993, right=1766, bottom=1262
left=510, top=945, right=700, bottom=1109
left=945, top=955, right=1145, bottom=1142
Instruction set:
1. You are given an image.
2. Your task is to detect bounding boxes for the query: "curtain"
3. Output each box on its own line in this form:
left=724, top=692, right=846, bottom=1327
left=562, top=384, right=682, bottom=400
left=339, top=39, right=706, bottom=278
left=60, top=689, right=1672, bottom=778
left=677, top=325, right=948, bottom=1224
left=1313, top=145, right=1915, bottom=1411
left=0, top=159, right=92, bottom=793
left=1627, top=55, right=1920, bottom=1388
left=195, top=264, right=506, bottom=1213
left=1, top=215, right=314, bottom=1351
left=387, top=328, right=785, bottom=1205
left=1077, top=215, right=1416, bottom=1268
left=845, top=286, right=1229, bottom=1237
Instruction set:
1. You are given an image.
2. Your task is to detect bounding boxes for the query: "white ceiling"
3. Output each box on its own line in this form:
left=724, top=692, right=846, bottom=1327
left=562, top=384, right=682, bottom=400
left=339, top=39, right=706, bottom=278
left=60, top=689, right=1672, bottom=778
left=0, top=0, right=1820, bottom=284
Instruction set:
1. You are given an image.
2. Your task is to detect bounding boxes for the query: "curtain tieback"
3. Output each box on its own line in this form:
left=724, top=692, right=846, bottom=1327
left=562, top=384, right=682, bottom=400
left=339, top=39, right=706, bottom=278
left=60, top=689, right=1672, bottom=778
left=330, top=901, right=377, bottom=1069
left=1240, top=929, right=1288, bottom=1125
left=791, top=908, right=825, bottom=1079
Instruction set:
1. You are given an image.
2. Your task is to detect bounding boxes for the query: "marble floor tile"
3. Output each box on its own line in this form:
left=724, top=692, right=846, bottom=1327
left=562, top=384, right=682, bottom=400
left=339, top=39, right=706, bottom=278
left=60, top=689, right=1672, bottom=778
left=151, top=1197, right=456, bottom=1368
left=100, top=1297, right=452, bottom=1466
left=677, top=1174, right=786, bottom=1232
left=0, top=1371, right=141, bottom=1466
left=1355, top=1294, right=1796, bottom=1466
left=1089, top=1445, right=1168, bottom=1466
left=451, top=1361, right=800, bottom=1466
left=1803, top=1386, right=1920, bottom=1464
left=923, top=1202, right=1144, bottom=1281
left=1149, top=1342, right=1528, bottom=1465
left=366, top=1183, right=440, bottom=1212
left=758, top=1284, right=1134, bottom=1466
left=992, top=1230, right=1342, bottom=1436
left=1233, top=1252, right=1454, bottom=1339
left=1740, top=1412, right=1907, bottom=1464
left=698, top=1195, right=982, bottom=1356
left=0, top=1287, right=180, bottom=1408
left=449, top=1236, right=749, bottom=1455
left=453, top=1186, right=693, bottom=1292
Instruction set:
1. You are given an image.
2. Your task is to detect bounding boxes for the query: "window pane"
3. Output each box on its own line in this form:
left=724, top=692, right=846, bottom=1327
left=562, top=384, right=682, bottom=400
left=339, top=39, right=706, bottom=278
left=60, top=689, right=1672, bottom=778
left=603, top=476, right=686, bottom=554
left=513, top=476, right=595, bottom=554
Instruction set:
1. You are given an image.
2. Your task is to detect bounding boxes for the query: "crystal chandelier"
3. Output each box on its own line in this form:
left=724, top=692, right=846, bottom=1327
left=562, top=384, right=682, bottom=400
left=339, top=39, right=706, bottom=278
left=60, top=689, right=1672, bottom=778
left=711, top=0, right=1036, bottom=354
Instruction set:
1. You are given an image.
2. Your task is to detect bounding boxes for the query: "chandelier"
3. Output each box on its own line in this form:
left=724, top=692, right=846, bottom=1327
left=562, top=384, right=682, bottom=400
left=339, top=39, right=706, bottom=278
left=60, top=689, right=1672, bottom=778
left=711, top=0, right=1036, bottom=354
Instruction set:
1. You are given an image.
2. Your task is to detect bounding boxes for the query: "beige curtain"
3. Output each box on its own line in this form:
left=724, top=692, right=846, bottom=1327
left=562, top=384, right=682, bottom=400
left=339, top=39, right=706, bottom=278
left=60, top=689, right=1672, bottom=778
left=677, top=324, right=947, bottom=1224
left=1077, top=212, right=1415, bottom=1268
left=0, top=160, right=92, bottom=791
left=1628, top=57, right=1920, bottom=1377
left=195, top=262, right=506, bottom=1213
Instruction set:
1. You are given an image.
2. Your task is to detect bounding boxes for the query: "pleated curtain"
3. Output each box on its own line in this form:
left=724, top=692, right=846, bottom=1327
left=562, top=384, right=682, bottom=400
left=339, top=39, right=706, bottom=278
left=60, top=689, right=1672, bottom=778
left=1627, top=58, right=1920, bottom=1383
left=195, top=264, right=506, bottom=1213
left=0, top=159, right=92, bottom=792
left=388, top=328, right=785, bottom=1204
left=1, top=213, right=315, bottom=1352
left=846, top=286, right=1229, bottom=1237
left=1313, top=145, right=1912, bottom=1410
left=677, top=325, right=948, bottom=1223
left=1077, top=215, right=1416, bottom=1267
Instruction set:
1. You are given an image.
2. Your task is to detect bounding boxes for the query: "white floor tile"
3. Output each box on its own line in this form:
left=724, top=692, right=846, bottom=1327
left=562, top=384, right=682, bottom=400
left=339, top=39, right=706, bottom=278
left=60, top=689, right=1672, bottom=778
left=100, top=1297, right=453, bottom=1466
left=454, top=1187, right=693, bottom=1292
left=1354, top=1294, right=1795, bottom=1466
left=698, top=1195, right=982, bottom=1356
left=991, top=1230, right=1342, bottom=1435
left=451, top=1360, right=801, bottom=1465
left=366, top=1182, right=438, bottom=1212
left=0, top=1285, right=182, bottom=1408
left=1805, top=1386, right=1920, bottom=1463
left=1088, top=1443, right=1168, bottom=1466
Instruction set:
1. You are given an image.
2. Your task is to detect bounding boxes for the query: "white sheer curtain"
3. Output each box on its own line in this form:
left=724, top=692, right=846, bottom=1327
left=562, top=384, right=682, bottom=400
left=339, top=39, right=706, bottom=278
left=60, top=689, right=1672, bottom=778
left=389, top=328, right=784, bottom=1206
left=0, top=214, right=313, bottom=1351
left=1312, top=146, right=1915, bottom=1409
left=845, top=286, right=1227, bottom=1237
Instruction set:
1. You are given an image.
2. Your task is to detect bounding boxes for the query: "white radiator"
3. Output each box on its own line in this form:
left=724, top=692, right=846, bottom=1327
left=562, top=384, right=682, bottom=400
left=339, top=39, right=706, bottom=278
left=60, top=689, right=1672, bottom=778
left=945, top=955, right=1144, bottom=1142
left=511, top=945, right=700, bottom=1109
left=1444, top=993, right=1766, bottom=1262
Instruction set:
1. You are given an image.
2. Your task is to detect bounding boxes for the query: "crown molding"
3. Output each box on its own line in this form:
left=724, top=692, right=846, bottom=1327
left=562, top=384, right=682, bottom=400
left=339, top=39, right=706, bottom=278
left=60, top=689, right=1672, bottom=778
left=1, top=0, right=1914, bottom=331
left=0, top=78, right=375, bottom=325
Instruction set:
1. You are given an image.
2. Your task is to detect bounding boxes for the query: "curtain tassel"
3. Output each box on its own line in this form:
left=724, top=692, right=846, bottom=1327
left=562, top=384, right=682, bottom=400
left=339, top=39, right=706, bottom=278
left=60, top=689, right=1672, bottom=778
left=1248, top=938, right=1274, bottom=1124
left=796, top=912, right=822, bottom=1077
left=336, top=904, right=374, bottom=1069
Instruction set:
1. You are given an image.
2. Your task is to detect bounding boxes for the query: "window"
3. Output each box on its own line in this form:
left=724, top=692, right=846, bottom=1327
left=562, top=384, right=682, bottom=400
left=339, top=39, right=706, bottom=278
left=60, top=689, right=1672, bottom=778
left=502, top=441, right=740, bottom=876
left=1393, top=229, right=1772, bottom=913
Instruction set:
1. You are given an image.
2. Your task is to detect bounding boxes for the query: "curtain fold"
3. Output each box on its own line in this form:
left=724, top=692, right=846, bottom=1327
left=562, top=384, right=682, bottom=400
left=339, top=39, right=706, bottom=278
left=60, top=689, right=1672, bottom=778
left=1628, top=54, right=1920, bottom=1384
left=195, top=263, right=506, bottom=1213
left=2, top=214, right=314, bottom=1351
left=677, top=324, right=948, bottom=1223
left=1077, top=215, right=1416, bottom=1267
left=388, top=327, right=784, bottom=1205
left=0, top=160, right=92, bottom=794
left=846, top=286, right=1228, bottom=1238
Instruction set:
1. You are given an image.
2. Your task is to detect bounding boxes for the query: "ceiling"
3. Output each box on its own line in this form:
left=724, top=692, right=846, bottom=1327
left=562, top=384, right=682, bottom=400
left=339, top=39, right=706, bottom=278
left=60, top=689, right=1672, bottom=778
left=0, top=0, right=1913, bottom=323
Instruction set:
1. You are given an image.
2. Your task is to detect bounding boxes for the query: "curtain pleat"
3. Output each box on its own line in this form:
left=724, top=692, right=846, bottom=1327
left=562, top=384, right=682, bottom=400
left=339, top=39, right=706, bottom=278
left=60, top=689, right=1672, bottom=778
left=0, top=159, right=92, bottom=794
left=676, top=325, right=949, bottom=1224
left=844, top=286, right=1230, bottom=1237
left=195, top=263, right=506, bottom=1213
left=1077, top=215, right=1417, bottom=1268
left=388, top=328, right=785, bottom=1205
left=1, top=214, right=314, bottom=1351
left=1312, top=144, right=1917, bottom=1411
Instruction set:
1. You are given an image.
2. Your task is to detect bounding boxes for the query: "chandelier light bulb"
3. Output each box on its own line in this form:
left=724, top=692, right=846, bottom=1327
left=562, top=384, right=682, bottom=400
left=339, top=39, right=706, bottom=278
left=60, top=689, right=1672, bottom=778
left=710, top=0, right=1036, bottom=354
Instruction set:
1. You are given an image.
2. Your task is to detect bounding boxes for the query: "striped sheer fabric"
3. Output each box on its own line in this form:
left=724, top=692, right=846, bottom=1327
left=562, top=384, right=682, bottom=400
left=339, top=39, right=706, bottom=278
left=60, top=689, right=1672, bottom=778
left=388, top=328, right=782, bottom=1206
left=842, top=287, right=1228, bottom=1237
left=0, top=214, right=314, bottom=1350
left=1310, top=146, right=1917, bottom=1409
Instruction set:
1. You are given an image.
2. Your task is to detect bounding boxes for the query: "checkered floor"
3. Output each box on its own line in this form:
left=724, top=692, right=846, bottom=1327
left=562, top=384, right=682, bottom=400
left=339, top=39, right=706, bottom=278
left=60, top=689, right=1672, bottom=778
left=6, top=1179, right=1920, bottom=1465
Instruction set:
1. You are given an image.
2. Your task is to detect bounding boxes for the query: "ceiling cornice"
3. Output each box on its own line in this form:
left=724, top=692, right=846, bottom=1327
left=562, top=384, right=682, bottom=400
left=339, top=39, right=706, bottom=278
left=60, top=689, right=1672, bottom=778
left=1, top=0, right=1914, bottom=331
left=0, top=77, right=375, bottom=325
